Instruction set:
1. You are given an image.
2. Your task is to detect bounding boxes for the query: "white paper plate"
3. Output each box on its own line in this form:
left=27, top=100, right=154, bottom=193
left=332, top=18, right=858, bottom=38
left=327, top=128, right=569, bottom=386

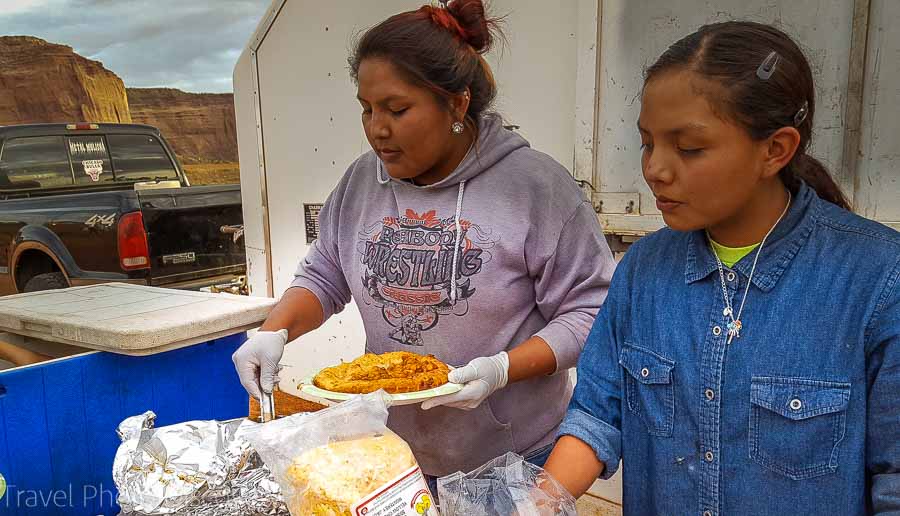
left=297, top=374, right=462, bottom=406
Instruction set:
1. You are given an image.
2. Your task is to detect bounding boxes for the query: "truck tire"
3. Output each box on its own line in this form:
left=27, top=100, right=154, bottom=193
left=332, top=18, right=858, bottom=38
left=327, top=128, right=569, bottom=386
left=23, top=272, right=69, bottom=293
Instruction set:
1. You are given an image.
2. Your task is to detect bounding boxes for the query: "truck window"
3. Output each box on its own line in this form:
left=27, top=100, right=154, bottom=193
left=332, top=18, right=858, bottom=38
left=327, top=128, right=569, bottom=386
left=107, top=134, right=179, bottom=182
left=0, top=136, right=74, bottom=189
left=67, top=135, right=114, bottom=185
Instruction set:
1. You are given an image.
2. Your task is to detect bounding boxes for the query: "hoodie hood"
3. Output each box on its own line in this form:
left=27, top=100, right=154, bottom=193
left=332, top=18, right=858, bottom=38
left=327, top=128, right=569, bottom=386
left=376, top=114, right=530, bottom=189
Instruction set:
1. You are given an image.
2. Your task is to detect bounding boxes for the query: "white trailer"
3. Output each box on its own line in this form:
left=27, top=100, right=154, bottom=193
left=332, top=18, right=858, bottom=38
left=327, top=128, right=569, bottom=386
left=233, top=0, right=899, bottom=508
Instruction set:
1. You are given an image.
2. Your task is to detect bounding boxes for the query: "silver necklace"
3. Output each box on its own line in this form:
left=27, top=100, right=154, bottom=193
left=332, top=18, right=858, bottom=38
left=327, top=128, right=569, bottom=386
left=709, top=191, right=791, bottom=344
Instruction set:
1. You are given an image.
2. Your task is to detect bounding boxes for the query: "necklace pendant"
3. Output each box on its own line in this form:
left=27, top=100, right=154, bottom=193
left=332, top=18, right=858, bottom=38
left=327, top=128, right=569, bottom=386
left=723, top=307, right=733, bottom=317
left=727, top=319, right=742, bottom=338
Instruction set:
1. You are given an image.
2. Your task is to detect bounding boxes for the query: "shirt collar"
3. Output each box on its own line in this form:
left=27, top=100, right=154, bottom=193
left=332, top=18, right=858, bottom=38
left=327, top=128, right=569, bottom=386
left=684, top=182, right=818, bottom=292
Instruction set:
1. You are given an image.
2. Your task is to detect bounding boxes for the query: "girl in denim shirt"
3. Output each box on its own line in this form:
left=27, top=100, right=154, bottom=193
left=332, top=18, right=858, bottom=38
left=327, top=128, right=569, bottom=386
left=544, top=21, right=900, bottom=515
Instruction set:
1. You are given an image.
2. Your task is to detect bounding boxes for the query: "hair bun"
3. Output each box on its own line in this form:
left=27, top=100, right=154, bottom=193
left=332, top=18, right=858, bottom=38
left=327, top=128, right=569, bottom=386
left=446, top=0, right=494, bottom=53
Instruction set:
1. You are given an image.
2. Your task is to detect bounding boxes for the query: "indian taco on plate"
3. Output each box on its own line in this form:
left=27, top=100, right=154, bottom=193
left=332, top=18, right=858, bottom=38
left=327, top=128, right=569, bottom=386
left=312, top=351, right=450, bottom=394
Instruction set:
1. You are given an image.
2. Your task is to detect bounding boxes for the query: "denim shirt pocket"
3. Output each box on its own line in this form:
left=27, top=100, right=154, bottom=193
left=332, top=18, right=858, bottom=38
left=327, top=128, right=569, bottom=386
left=749, top=377, right=851, bottom=480
left=619, top=343, right=675, bottom=437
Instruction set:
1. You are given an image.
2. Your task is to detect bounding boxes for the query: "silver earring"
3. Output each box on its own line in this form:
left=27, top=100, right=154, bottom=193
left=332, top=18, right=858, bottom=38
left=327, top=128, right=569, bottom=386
left=451, top=121, right=465, bottom=134
left=793, top=100, right=809, bottom=127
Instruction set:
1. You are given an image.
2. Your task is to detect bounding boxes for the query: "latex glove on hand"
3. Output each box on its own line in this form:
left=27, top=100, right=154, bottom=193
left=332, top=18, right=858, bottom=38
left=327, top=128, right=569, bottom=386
left=231, top=329, right=289, bottom=401
left=421, top=351, right=509, bottom=410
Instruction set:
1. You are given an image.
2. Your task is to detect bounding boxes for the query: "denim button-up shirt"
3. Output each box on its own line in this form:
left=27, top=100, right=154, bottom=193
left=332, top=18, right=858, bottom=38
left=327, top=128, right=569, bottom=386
left=560, top=183, right=900, bottom=515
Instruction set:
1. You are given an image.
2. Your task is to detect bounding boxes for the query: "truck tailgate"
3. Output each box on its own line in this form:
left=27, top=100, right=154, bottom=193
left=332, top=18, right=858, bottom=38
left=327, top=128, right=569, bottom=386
left=137, top=185, right=246, bottom=286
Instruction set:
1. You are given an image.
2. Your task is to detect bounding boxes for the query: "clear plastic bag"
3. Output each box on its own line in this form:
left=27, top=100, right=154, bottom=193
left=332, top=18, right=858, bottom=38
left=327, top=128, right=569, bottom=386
left=437, top=452, right=577, bottom=516
left=245, top=391, right=437, bottom=516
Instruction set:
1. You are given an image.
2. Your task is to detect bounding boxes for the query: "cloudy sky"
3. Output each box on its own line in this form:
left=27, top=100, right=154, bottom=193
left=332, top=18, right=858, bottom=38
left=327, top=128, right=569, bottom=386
left=0, top=0, right=270, bottom=93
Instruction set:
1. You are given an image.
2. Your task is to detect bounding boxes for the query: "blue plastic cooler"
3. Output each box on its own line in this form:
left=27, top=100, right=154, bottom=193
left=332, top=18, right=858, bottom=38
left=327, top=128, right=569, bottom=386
left=0, top=284, right=275, bottom=516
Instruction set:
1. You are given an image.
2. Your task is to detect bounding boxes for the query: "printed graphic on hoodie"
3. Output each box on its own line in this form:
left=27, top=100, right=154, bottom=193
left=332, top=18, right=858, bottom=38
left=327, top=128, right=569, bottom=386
left=358, top=209, right=496, bottom=346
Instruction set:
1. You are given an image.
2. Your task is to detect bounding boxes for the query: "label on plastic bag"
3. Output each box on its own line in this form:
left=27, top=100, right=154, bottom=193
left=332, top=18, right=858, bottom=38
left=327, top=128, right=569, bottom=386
left=352, top=465, right=437, bottom=516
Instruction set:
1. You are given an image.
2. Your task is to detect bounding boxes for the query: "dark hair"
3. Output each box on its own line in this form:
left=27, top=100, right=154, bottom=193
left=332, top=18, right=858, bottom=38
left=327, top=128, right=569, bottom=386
left=645, top=21, right=851, bottom=210
left=348, top=0, right=502, bottom=129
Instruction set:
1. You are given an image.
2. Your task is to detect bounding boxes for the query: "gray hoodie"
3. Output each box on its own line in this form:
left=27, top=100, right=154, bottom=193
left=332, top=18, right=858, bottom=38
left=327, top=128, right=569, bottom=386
left=291, top=115, right=615, bottom=476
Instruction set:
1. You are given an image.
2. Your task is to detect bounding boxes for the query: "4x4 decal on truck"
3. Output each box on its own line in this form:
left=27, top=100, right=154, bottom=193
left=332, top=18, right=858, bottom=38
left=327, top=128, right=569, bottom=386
left=85, top=214, right=116, bottom=229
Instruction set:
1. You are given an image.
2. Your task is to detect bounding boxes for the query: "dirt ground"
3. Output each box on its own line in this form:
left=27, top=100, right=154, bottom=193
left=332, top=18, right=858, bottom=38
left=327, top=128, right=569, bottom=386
left=182, top=162, right=241, bottom=185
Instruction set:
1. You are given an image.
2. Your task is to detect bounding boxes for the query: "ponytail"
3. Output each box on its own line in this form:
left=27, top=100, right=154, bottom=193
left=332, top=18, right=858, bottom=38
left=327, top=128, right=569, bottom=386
left=783, top=154, right=851, bottom=210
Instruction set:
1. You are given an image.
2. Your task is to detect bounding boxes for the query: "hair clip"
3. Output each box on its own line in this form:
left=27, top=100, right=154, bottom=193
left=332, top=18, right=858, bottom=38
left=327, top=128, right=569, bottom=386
left=756, top=51, right=779, bottom=80
left=793, top=100, right=809, bottom=126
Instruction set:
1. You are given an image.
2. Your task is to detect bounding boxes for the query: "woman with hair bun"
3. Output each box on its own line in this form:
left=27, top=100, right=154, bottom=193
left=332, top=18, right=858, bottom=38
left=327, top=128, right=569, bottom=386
left=232, top=0, right=616, bottom=485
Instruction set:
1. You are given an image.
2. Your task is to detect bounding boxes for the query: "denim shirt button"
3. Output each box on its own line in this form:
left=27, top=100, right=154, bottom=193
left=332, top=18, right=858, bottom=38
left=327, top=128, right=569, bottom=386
left=641, top=367, right=650, bottom=378
left=705, top=388, right=715, bottom=400
left=705, top=451, right=714, bottom=462
left=790, top=398, right=803, bottom=411
left=704, top=511, right=713, bottom=516
left=712, top=326, right=722, bottom=336
left=726, top=271, right=736, bottom=282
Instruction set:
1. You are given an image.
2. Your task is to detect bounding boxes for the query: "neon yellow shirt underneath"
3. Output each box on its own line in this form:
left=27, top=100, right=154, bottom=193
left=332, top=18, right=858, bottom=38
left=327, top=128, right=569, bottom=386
left=709, top=238, right=759, bottom=268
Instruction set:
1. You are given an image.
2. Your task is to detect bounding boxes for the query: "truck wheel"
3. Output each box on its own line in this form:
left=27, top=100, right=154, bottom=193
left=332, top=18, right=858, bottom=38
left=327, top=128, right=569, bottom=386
left=23, top=272, right=69, bottom=293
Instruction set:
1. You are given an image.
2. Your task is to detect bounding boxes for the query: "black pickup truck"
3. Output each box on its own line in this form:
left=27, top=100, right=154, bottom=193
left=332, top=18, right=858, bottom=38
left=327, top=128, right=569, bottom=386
left=0, top=123, right=245, bottom=295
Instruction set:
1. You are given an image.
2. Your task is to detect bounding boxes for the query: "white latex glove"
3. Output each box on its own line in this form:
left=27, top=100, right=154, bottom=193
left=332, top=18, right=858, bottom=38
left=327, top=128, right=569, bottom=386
left=231, top=329, right=289, bottom=401
left=421, top=351, right=509, bottom=410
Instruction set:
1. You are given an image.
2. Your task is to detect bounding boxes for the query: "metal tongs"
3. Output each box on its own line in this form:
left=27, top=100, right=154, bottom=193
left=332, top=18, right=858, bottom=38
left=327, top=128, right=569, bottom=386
left=259, top=390, right=276, bottom=423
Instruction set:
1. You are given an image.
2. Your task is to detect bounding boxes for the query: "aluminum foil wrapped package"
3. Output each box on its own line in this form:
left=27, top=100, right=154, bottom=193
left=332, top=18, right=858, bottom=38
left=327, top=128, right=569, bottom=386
left=437, top=452, right=577, bottom=516
left=112, top=411, right=289, bottom=516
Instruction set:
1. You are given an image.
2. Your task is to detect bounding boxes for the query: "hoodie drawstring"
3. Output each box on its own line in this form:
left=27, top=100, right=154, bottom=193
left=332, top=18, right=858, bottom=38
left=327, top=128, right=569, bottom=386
left=376, top=158, right=391, bottom=185
left=374, top=150, right=469, bottom=305
left=450, top=180, right=466, bottom=305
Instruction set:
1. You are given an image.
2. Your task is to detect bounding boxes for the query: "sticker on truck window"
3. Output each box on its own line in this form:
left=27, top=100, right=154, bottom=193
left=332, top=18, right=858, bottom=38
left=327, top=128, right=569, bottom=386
left=82, top=159, right=104, bottom=181
left=69, top=139, right=106, bottom=156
